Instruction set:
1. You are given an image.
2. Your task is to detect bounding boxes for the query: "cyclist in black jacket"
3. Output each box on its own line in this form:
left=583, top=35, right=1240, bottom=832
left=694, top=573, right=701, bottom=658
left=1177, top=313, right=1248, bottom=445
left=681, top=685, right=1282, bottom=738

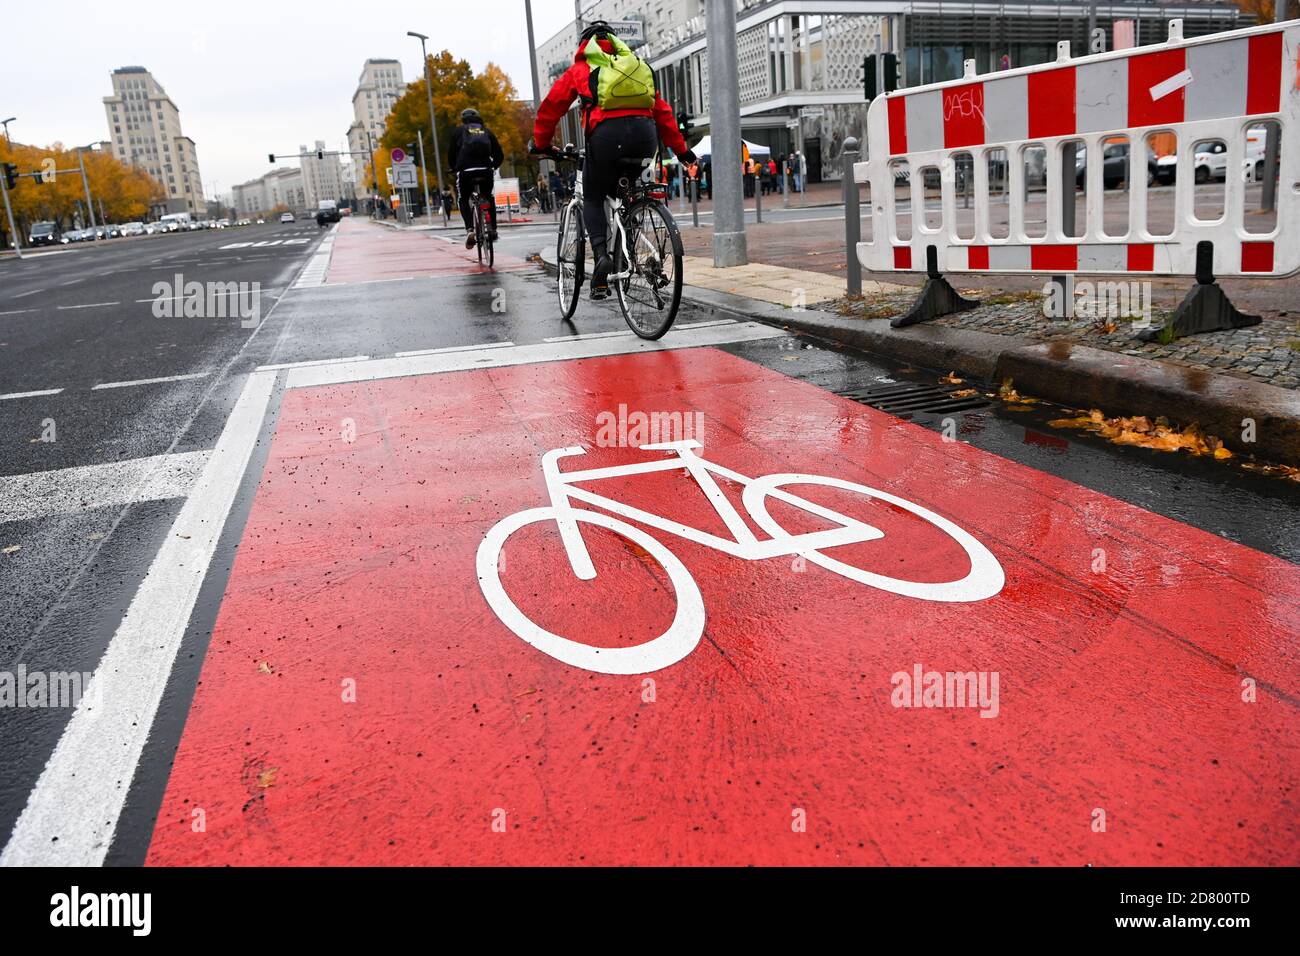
left=449, top=108, right=505, bottom=249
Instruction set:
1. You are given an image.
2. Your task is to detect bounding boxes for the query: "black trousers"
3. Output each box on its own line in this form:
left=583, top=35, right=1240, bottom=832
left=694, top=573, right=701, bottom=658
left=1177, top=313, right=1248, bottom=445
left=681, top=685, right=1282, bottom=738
left=583, top=116, right=658, bottom=257
left=456, top=169, right=496, bottom=233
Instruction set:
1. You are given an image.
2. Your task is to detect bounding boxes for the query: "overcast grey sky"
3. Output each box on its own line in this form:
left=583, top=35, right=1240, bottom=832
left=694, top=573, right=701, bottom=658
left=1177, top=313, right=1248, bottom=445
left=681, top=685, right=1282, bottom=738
left=4, top=0, right=582, bottom=197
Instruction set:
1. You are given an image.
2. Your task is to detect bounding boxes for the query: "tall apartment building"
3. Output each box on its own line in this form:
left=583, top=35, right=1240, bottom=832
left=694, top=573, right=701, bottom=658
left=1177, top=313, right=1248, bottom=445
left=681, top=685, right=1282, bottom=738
left=299, top=140, right=346, bottom=207
left=345, top=58, right=404, bottom=199
left=231, top=167, right=305, bottom=217
left=102, top=66, right=204, bottom=215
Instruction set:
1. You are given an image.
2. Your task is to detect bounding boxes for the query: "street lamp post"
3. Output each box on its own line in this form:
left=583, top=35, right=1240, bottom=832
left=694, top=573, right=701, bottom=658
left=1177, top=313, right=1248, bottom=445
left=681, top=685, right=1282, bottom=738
left=408, top=31, right=448, bottom=226
left=415, top=129, right=435, bottom=226
left=76, top=146, right=98, bottom=231
left=1, top=117, right=14, bottom=147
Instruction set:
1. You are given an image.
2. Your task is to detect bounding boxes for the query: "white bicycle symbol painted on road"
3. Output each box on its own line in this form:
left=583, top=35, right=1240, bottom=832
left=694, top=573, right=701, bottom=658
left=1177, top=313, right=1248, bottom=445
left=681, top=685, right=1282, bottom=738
left=476, top=441, right=1005, bottom=674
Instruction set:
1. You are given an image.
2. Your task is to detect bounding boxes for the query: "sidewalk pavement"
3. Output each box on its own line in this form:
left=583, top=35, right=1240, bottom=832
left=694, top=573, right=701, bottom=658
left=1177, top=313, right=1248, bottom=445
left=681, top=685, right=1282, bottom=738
left=681, top=256, right=903, bottom=307
left=537, top=241, right=1300, bottom=466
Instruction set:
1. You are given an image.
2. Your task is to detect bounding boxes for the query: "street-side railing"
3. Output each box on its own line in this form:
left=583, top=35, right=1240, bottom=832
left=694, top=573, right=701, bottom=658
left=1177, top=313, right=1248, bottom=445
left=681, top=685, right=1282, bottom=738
left=853, top=19, right=1299, bottom=337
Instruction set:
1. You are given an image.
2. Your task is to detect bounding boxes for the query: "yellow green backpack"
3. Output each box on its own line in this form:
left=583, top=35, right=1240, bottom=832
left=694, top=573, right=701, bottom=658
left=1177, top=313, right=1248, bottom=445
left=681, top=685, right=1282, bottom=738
left=584, top=33, right=656, bottom=111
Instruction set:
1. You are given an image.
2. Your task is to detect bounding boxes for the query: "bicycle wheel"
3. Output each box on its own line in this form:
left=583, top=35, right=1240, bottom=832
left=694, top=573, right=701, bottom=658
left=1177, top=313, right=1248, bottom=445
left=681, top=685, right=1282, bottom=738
left=614, top=199, right=683, bottom=340
left=740, top=473, right=1005, bottom=603
left=474, top=205, right=485, bottom=266
left=556, top=202, right=584, bottom=320
left=476, top=506, right=705, bottom=674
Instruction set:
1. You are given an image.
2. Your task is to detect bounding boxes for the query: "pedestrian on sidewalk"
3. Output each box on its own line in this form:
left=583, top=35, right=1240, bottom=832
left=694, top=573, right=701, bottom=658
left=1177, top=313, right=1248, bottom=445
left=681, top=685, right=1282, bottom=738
left=440, top=185, right=454, bottom=220
left=795, top=150, right=806, bottom=192
left=702, top=159, right=712, bottom=199
left=537, top=175, right=552, bottom=213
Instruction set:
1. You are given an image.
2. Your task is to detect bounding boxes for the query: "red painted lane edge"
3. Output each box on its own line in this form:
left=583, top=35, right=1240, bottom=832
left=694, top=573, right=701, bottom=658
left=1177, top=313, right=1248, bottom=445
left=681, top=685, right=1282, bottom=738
left=145, top=348, right=1300, bottom=866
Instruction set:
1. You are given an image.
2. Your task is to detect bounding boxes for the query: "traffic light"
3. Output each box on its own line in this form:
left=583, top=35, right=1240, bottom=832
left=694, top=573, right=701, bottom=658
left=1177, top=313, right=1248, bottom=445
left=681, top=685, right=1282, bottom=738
left=2, top=163, right=17, bottom=191
left=317, top=149, right=324, bottom=160
left=677, top=111, right=690, bottom=137
left=268, top=153, right=276, bottom=164
left=864, top=55, right=877, bottom=101
left=883, top=53, right=899, bottom=93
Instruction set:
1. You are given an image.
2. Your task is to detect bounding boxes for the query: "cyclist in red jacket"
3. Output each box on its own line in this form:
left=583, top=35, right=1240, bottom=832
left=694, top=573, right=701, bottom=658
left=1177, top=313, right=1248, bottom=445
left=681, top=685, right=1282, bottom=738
left=532, top=21, right=696, bottom=299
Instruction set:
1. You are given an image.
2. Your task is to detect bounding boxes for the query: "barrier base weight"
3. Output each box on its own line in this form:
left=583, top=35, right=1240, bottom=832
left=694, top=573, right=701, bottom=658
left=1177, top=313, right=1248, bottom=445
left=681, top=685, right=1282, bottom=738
left=1138, top=280, right=1260, bottom=342
left=891, top=274, right=980, bottom=329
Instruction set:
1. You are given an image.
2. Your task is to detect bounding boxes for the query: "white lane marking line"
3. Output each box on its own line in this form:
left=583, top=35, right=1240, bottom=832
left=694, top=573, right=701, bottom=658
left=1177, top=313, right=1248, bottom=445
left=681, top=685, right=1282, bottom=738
left=12, top=288, right=43, bottom=298
left=92, top=372, right=210, bottom=390
left=292, top=233, right=335, bottom=289
left=0, top=309, right=34, bottom=317
left=257, top=354, right=370, bottom=371
left=0, top=370, right=276, bottom=867
left=56, top=302, right=120, bottom=310
left=0, top=450, right=210, bottom=524
left=1150, top=69, right=1193, bottom=101
left=0, top=388, right=63, bottom=401
left=394, top=341, right=516, bottom=357
left=542, top=319, right=737, bottom=343
left=287, top=321, right=787, bottom=390
left=59, top=279, right=82, bottom=286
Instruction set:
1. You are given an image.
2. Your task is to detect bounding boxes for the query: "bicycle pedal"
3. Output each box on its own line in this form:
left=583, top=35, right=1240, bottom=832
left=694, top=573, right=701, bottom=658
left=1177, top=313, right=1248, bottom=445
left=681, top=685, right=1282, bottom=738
left=589, top=284, right=610, bottom=301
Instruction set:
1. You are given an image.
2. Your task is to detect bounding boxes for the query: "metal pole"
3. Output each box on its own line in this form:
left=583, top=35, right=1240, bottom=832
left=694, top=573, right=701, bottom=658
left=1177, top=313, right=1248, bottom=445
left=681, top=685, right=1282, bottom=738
left=705, top=0, right=748, bottom=266
left=1, top=173, right=22, bottom=259
left=414, top=34, right=448, bottom=224
left=1261, top=0, right=1288, bottom=213
left=692, top=175, right=699, bottom=228
left=366, top=130, right=380, bottom=218
left=78, top=148, right=97, bottom=230
left=416, top=128, right=434, bottom=226
left=755, top=165, right=763, bottom=223
left=783, top=162, right=790, bottom=208
left=1053, top=130, right=1078, bottom=319
left=843, top=138, right=861, bottom=296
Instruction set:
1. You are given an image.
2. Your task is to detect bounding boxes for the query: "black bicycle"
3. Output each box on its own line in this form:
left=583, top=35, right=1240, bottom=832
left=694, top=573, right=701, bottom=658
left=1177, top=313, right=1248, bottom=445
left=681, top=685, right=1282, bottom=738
left=537, top=145, right=683, bottom=340
left=469, top=184, right=495, bottom=268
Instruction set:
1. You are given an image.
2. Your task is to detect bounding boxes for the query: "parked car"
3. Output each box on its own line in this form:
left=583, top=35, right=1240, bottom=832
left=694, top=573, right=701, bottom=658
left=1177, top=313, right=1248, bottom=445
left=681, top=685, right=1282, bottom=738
left=1075, top=143, right=1157, bottom=189
left=28, top=221, right=61, bottom=246
left=256, top=217, right=266, bottom=224
left=119, top=222, right=146, bottom=237
left=280, top=211, right=295, bottom=223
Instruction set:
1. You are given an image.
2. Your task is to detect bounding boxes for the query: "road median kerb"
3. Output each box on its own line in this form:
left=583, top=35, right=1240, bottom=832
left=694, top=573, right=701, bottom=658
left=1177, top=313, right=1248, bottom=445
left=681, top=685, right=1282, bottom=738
left=535, top=245, right=1300, bottom=464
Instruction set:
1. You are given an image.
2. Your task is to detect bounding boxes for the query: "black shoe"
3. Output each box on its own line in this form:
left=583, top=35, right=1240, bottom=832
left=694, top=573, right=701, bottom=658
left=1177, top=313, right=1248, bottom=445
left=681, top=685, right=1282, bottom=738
left=465, top=232, right=476, bottom=249
left=589, top=254, right=612, bottom=300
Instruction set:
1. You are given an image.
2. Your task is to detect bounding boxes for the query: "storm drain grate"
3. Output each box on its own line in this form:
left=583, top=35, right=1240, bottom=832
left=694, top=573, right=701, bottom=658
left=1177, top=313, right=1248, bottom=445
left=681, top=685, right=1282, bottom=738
left=838, top=381, right=990, bottom=416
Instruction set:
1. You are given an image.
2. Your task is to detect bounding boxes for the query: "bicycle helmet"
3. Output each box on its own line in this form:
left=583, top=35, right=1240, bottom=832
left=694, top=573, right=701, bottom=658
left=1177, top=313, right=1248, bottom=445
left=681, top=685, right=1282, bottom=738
left=461, top=108, right=482, bottom=123
left=579, top=20, right=612, bottom=44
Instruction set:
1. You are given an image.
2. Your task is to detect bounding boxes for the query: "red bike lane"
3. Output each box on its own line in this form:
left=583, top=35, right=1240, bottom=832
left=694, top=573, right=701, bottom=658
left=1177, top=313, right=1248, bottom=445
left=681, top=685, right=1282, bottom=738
left=144, top=346, right=1299, bottom=866
left=323, top=218, right=531, bottom=284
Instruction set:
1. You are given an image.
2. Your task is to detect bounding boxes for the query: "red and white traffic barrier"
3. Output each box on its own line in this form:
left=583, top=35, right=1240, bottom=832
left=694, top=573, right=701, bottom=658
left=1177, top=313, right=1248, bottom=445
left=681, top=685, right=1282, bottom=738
left=856, top=20, right=1297, bottom=282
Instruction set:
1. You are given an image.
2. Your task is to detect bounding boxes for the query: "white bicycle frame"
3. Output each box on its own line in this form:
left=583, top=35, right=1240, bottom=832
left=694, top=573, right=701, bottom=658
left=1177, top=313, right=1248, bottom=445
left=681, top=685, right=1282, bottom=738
left=477, top=441, right=1005, bottom=675
left=563, top=159, right=644, bottom=283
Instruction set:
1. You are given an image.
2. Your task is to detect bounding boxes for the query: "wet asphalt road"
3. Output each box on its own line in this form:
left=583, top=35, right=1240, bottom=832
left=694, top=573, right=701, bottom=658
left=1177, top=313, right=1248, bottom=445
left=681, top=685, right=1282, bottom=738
left=0, top=217, right=1296, bottom=863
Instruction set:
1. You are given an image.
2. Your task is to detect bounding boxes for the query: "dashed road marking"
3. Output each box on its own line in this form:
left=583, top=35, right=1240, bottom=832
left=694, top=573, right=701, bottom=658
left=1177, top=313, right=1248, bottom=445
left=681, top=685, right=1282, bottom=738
left=12, top=288, right=43, bottom=298
left=56, top=302, right=120, bottom=310
left=92, top=372, right=210, bottom=390
left=0, top=388, right=63, bottom=401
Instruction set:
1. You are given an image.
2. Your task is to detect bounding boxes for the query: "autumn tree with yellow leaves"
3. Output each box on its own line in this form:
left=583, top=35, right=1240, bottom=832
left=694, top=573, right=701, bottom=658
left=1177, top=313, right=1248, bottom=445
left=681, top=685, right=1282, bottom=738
left=1, top=139, right=163, bottom=248
left=380, top=52, right=530, bottom=192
